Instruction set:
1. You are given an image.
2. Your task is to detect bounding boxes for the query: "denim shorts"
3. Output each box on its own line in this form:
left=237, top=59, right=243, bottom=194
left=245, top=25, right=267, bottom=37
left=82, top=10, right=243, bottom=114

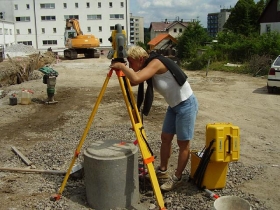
left=162, top=94, right=198, bottom=140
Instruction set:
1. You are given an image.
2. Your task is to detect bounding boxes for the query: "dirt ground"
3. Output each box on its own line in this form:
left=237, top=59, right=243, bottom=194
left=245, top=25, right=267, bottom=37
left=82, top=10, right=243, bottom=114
left=0, top=55, right=279, bottom=210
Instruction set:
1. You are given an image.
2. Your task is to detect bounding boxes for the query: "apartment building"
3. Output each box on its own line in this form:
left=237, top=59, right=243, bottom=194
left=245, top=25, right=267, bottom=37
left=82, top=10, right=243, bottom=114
left=0, top=0, right=130, bottom=50
left=207, top=9, right=231, bottom=37
left=207, top=13, right=218, bottom=37
left=0, top=20, right=16, bottom=49
left=129, top=13, right=144, bottom=45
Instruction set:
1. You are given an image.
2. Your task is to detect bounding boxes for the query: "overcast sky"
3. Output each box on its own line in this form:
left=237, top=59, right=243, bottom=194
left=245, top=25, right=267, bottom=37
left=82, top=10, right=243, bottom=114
left=130, top=0, right=240, bottom=28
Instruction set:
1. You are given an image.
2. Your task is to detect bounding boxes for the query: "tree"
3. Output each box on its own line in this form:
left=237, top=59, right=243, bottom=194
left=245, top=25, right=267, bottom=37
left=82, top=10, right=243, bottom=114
left=136, top=41, right=147, bottom=50
left=223, top=0, right=263, bottom=36
left=176, top=21, right=210, bottom=60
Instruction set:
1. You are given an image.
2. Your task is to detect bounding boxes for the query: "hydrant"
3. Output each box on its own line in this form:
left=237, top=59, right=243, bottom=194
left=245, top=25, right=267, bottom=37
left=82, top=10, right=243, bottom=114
left=39, top=66, right=59, bottom=104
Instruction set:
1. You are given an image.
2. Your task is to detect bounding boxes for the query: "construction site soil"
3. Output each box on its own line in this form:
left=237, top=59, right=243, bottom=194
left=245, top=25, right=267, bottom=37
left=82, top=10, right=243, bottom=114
left=0, top=53, right=279, bottom=210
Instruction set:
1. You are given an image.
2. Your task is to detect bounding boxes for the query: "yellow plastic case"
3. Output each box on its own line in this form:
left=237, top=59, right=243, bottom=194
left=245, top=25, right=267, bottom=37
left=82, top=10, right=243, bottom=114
left=190, top=151, right=228, bottom=189
left=206, top=122, right=240, bottom=162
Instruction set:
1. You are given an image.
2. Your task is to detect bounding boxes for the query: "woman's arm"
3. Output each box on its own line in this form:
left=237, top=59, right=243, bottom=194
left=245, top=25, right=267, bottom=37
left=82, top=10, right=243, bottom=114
left=110, top=59, right=165, bottom=84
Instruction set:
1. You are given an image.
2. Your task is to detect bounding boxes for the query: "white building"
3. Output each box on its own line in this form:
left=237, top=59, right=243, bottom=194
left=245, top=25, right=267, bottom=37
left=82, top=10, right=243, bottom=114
left=129, top=13, right=144, bottom=45
left=0, top=0, right=130, bottom=51
left=0, top=20, right=16, bottom=48
left=218, top=9, right=231, bottom=32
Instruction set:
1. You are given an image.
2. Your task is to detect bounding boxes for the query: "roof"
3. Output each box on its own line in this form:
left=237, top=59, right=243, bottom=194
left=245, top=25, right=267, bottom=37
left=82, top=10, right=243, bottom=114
left=147, top=34, right=177, bottom=50
left=153, top=39, right=172, bottom=50
left=149, top=21, right=189, bottom=32
left=258, top=0, right=280, bottom=23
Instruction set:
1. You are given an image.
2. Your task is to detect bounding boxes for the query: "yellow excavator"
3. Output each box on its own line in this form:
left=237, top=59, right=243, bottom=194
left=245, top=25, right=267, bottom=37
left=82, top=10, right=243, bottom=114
left=64, top=18, right=100, bottom=60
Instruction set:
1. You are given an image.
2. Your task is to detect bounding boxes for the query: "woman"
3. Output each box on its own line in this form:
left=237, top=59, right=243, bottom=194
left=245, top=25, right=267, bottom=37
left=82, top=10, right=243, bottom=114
left=110, top=46, right=198, bottom=191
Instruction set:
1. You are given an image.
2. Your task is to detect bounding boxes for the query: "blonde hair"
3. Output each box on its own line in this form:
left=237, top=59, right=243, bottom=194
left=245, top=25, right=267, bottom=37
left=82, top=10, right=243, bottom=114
left=127, top=45, right=149, bottom=59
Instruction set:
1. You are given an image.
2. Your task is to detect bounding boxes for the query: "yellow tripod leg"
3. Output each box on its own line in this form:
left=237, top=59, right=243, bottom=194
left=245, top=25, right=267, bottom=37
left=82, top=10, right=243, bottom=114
left=52, top=68, right=166, bottom=209
left=51, top=70, right=114, bottom=201
left=116, top=72, right=166, bottom=209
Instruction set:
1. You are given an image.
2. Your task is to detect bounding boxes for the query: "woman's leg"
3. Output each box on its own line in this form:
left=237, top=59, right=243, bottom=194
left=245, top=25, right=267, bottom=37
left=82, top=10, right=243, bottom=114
left=175, top=140, right=190, bottom=179
left=159, top=132, right=174, bottom=171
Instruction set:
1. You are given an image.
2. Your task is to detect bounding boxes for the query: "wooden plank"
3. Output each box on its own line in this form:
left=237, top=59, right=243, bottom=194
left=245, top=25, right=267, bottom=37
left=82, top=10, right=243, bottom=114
left=11, top=146, right=33, bottom=166
left=0, top=167, right=65, bottom=175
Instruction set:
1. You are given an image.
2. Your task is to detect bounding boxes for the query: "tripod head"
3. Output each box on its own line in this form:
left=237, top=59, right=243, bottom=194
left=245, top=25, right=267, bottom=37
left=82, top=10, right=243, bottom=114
left=107, top=24, right=127, bottom=63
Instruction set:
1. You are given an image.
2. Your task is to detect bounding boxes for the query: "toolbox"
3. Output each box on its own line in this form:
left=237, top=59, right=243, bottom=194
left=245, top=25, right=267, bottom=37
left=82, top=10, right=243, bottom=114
left=206, top=122, right=240, bottom=162
left=190, top=151, right=228, bottom=189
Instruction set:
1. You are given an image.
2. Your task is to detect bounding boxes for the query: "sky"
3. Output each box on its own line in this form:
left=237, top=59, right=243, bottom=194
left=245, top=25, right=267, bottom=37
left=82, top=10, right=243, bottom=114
left=130, top=0, right=240, bottom=28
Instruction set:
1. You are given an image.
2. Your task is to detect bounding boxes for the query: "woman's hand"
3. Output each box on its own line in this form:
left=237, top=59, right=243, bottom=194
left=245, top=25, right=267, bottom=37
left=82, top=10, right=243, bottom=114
left=109, top=61, right=126, bottom=70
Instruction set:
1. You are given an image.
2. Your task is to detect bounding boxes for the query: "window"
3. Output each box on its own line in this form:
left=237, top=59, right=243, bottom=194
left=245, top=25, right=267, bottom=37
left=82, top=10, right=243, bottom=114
left=135, top=19, right=139, bottom=22
left=110, top=25, right=124, bottom=30
left=0, top=12, right=5, bottom=19
left=98, top=2, right=101, bottom=8
left=110, top=14, right=124, bottom=19
left=18, top=41, right=32, bottom=45
left=99, top=38, right=102, bottom=43
left=40, top=3, right=55, bottom=9
left=0, top=28, right=2, bottom=34
left=26, top=4, right=30, bottom=9
left=41, top=16, right=56, bottom=21
left=16, top=29, right=20, bottom=34
left=63, top=3, right=67, bottom=8
left=4, top=29, right=8, bottom=35
left=87, top=15, right=102, bottom=20
left=42, top=28, right=45, bottom=34
left=14, top=4, right=18, bottom=10
left=64, top=15, right=79, bottom=20
left=99, top=26, right=102, bottom=32
left=9, top=29, right=12, bottom=35
left=42, top=40, right=57, bottom=45
left=75, top=3, right=78, bottom=8
left=173, top=28, right=177, bottom=33
left=86, top=2, right=90, bottom=8
left=266, top=24, right=271, bottom=33
left=120, top=2, right=124, bottom=7
left=28, top=29, right=31, bottom=34
left=16, top=17, right=30, bottom=22
left=53, top=28, right=57, bottom=33
left=87, top=27, right=91, bottom=32
left=179, top=28, right=183, bottom=33
left=109, top=2, right=112, bottom=7
left=67, top=31, right=76, bottom=39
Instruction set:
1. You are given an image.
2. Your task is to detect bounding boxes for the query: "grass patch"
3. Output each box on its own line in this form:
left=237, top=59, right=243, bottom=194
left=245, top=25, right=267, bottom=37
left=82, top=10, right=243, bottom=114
left=204, top=61, right=249, bottom=74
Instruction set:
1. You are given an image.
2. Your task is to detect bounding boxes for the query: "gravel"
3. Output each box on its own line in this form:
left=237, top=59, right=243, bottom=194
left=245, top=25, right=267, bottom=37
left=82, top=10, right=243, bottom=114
left=5, top=43, right=39, bottom=54
left=5, top=108, right=269, bottom=210
left=4, top=43, right=40, bottom=58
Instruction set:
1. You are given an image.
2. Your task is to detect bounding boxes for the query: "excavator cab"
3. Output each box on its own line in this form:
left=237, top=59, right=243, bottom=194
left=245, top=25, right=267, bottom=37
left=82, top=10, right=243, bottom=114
left=64, top=29, right=76, bottom=46
left=67, top=31, right=76, bottom=39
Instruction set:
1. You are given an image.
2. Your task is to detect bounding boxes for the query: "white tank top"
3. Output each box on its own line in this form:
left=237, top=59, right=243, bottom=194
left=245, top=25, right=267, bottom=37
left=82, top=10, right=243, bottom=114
left=152, top=70, right=193, bottom=107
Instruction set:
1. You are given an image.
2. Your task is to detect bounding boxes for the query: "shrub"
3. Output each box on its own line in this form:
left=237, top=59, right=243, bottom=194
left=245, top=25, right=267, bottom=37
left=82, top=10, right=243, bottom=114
left=243, top=54, right=271, bottom=76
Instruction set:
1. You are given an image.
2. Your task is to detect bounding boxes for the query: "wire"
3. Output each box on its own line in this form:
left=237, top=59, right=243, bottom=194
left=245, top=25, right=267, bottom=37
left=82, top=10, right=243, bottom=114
left=197, top=148, right=214, bottom=189
left=193, top=139, right=215, bottom=189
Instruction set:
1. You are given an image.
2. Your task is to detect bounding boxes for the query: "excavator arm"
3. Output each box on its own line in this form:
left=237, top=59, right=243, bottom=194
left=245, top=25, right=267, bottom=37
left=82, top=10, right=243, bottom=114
left=66, top=18, right=83, bottom=36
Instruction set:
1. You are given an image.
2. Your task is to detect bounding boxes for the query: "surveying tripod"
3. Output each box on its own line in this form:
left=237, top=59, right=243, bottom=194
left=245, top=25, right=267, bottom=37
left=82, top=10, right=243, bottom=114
left=51, top=67, right=166, bottom=210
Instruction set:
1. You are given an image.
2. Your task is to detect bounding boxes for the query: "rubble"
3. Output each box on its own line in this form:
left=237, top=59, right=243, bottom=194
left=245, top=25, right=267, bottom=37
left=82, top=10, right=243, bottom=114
left=5, top=43, right=39, bottom=55
left=0, top=44, right=57, bottom=87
